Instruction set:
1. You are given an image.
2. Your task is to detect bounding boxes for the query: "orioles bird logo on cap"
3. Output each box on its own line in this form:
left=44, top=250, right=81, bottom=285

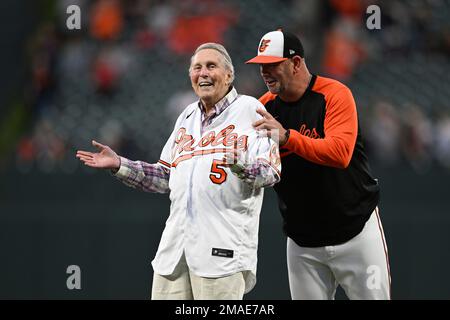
left=258, top=39, right=271, bottom=53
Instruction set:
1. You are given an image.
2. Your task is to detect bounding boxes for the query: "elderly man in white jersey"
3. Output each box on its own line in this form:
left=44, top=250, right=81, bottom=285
left=76, top=43, right=281, bottom=300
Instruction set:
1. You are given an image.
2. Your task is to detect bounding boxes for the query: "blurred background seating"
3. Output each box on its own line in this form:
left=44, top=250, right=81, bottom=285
left=2, top=0, right=449, bottom=174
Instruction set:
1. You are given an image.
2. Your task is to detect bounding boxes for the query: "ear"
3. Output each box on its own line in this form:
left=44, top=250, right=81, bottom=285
left=226, top=71, right=233, bottom=85
left=292, top=56, right=303, bottom=73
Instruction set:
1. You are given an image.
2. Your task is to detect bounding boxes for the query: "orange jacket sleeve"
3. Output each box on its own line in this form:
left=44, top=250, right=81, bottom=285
left=283, top=85, right=358, bottom=169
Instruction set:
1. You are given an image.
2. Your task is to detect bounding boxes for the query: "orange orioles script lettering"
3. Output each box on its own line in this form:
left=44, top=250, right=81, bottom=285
left=172, top=125, right=248, bottom=167
left=259, top=39, right=271, bottom=53
left=298, top=124, right=322, bottom=139
left=280, top=124, right=321, bottom=158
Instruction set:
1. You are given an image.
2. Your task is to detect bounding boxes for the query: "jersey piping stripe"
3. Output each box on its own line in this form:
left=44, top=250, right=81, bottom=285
left=172, top=148, right=230, bottom=167
left=257, top=157, right=281, bottom=177
left=375, top=207, right=392, bottom=300
left=158, top=159, right=171, bottom=168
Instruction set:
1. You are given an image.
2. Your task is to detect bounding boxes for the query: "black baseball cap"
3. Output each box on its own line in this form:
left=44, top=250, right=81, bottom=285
left=246, top=30, right=304, bottom=64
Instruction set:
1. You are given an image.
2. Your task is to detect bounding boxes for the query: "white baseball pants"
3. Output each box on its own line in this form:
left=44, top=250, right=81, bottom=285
left=287, top=208, right=391, bottom=300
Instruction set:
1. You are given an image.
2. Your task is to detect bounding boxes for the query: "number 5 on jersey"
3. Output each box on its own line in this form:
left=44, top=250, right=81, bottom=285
left=210, top=159, right=227, bottom=184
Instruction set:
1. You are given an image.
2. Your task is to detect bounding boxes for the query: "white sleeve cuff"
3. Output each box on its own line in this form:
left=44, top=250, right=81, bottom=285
left=114, top=156, right=130, bottom=178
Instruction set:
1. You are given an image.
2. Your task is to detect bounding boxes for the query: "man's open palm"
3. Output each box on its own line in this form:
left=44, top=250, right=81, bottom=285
left=76, top=140, right=120, bottom=170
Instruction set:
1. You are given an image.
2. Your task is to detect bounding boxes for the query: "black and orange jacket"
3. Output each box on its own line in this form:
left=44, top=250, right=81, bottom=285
left=260, top=75, right=380, bottom=247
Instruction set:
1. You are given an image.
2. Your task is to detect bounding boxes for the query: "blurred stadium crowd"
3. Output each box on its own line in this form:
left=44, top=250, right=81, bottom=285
left=5, top=0, right=450, bottom=174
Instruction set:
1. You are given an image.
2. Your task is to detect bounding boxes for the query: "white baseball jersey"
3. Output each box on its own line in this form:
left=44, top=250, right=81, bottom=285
left=151, top=89, right=281, bottom=293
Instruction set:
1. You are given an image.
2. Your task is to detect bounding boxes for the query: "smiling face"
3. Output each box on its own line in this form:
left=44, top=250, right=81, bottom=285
left=190, top=49, right=232, bottom=109
left=259, top=59, right=294, bottom=96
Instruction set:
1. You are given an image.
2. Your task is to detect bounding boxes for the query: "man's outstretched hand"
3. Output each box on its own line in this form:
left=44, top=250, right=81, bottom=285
left=76, top=140, right=121, bottom=171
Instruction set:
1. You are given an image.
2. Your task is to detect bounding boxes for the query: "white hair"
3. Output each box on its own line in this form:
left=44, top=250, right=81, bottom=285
left=189, top=43, right=235, bottom=84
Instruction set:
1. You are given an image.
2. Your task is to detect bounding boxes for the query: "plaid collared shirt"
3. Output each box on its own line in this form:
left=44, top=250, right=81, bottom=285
left=199, top=87, right=238, bottom=133
left=115, top=88, right=279, bottom=191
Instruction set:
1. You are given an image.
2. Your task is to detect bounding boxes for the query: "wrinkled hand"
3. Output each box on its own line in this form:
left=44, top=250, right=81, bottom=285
left=76, top=140, right=121, bottom=171
left=253, top=108, right=288, bottom=146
